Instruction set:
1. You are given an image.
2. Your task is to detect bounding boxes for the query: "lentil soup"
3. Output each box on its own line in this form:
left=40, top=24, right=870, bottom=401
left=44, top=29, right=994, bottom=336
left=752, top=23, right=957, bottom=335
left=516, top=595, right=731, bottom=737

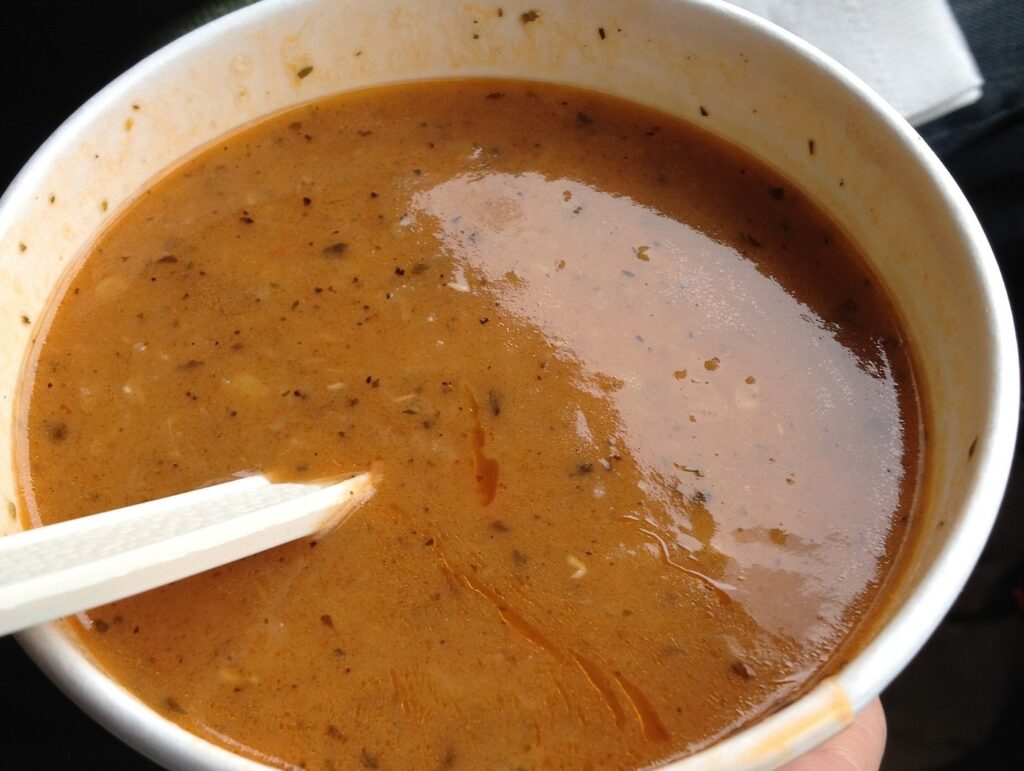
left=18, top=80, right=922, bottom=770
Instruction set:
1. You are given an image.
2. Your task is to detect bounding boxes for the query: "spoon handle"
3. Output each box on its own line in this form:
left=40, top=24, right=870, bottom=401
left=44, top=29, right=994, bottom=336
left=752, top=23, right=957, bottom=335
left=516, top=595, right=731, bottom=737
left=0, top=473, right=373, bottom=636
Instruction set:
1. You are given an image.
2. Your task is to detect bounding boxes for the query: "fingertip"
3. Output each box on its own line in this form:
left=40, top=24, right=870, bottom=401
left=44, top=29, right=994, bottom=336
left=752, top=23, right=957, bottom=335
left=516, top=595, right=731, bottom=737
left=780, top=696, right=887, bottom=771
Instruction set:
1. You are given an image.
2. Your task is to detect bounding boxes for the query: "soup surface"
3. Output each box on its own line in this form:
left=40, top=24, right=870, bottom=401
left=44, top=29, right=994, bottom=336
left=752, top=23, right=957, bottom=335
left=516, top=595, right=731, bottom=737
left=19, top=80, right=921, bottom=769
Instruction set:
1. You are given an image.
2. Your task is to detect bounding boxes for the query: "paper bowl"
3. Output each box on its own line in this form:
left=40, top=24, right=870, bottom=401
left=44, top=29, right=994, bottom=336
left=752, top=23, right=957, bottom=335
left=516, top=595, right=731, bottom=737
left=0, top=0, right=1016, bottom=768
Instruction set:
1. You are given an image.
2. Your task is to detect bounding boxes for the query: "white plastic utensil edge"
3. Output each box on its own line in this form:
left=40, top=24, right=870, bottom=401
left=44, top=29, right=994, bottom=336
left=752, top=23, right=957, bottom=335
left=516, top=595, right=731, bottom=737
left=0, top=473, right=373, bottom=636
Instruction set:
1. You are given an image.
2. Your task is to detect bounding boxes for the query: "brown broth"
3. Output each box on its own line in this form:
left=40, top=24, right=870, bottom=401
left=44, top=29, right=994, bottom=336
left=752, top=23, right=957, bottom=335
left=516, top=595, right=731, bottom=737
left=18, top=80, right=922, bottom=770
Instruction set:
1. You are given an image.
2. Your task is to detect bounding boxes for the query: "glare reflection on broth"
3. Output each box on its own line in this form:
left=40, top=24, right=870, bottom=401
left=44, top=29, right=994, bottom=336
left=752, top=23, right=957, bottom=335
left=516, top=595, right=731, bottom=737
left=414, top=170, right=906, bottom=642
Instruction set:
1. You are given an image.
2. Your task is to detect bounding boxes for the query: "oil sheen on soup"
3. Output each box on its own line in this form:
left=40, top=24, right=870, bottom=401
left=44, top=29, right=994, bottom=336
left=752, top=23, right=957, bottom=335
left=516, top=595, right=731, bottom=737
left=19, top=81, right=922, bottom=770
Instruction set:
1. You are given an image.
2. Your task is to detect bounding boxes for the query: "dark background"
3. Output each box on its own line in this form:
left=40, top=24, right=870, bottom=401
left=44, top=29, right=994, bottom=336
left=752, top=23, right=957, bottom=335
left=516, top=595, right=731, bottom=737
left=1, top=1, right=1021, bottom=768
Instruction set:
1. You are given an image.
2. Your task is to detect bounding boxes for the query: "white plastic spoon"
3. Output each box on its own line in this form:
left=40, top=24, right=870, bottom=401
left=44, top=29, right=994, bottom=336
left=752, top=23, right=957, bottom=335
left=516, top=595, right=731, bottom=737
left=0, top=472, right=373, bottom=637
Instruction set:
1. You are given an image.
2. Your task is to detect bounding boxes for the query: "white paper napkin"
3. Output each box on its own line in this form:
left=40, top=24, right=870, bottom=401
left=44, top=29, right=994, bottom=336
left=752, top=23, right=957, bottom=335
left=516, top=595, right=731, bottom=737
left=727, top=0, right=983, bottom=125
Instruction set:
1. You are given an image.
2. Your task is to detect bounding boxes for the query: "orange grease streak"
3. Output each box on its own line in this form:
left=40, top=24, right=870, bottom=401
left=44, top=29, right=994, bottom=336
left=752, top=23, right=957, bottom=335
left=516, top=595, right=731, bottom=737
left=440, top=555, right=667, bottom=743
left=614, top=671, right=670, bottom=743
left=467, top=392, right=499, bottom=506
left=571, top=650, right=627, bottom=728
